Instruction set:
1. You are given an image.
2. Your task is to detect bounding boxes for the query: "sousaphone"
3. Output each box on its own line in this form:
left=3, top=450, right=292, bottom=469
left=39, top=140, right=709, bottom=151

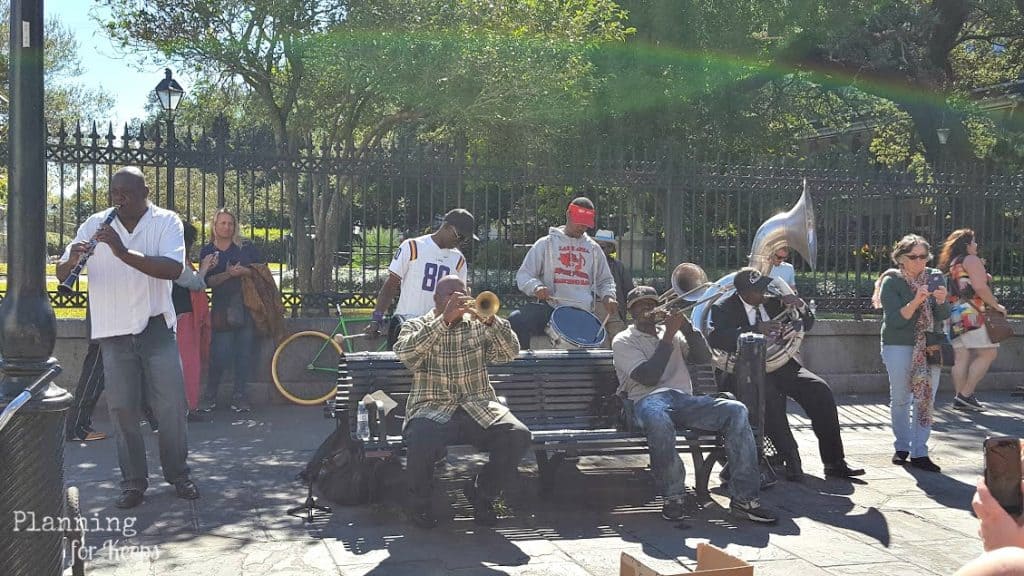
left=689, top=180, right=817, bottom=373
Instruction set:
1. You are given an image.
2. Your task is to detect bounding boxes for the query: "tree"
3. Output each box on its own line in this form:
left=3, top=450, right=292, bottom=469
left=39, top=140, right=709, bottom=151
left=99, top=0, right=630, bottom=292
left=0, top=4, right=115, bottom=136
left=577, top=1, right=1024, bottom=169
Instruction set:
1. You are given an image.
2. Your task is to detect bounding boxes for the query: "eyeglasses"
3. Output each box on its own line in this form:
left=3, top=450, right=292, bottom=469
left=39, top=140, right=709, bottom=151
left=904, top=254, right=929, bottom=261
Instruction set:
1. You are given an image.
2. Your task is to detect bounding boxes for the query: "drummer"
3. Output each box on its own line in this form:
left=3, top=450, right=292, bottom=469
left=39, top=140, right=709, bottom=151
left=509, top=197, right=618, bottom=349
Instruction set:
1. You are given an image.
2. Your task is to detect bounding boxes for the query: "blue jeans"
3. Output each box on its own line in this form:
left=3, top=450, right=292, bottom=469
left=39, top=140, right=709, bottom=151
left=98, top=317, right=190, bottom=491
left=881, top=345, right=941, bottom=458
left=206, top=311, right=255, bottom=404
left=635, top=390, right=760, bottom=504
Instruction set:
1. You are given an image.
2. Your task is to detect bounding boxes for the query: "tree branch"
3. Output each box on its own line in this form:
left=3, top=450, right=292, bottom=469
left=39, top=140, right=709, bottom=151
left=356, top=110, right=420, bottom=160
left=957, top=32, right=1023, bottom=45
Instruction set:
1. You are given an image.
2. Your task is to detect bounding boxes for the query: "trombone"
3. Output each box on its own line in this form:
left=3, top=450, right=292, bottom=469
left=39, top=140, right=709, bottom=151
left=651, top=282, right=715, bottom=321
left=649, top=262, right=716, bottom=321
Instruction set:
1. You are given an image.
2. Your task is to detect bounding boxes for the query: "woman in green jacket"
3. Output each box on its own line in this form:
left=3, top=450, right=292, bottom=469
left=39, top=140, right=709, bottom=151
left=878, top=234, right=950, bottom=473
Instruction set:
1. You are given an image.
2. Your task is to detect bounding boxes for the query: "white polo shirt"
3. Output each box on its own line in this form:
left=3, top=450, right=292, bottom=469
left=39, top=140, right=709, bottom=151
left=61, top=205, right=185, bottom=339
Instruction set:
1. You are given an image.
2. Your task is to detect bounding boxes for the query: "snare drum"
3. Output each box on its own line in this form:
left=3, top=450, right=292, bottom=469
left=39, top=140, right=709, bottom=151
left=545, top=306, right=607, bottom=349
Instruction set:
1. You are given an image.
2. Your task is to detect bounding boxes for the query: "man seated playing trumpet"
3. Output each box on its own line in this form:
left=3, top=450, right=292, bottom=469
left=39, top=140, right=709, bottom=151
left=612, top=286, right=777, bottom=524
left=394, top=275, right=530, bottom=529
left=707, top=267, right=864, bottom=480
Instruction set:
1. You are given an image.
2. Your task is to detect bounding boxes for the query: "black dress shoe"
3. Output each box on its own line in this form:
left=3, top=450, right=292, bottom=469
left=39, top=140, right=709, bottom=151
left=910, top=456, right=941, bottom=473
left=892, top=451, right=909, bottom=465
left=174, top=479, right=200, bottom=500
left=115, top=489, right=144, bottom=509
left=824, top=459, right=866, bottom=478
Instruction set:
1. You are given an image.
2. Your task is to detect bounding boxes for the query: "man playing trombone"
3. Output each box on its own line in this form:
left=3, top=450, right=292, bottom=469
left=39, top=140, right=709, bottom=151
left=612, top=286, right=777, bottom=524
left=394, top=275, right=530, bottom=529
left=509, top=197, right=618, bottom=349
left=707, top=268, right=864, bottom=481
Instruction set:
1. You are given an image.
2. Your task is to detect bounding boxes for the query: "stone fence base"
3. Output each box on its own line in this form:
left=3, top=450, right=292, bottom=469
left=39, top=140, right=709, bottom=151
left=49, top=318, right=1023, bottom=408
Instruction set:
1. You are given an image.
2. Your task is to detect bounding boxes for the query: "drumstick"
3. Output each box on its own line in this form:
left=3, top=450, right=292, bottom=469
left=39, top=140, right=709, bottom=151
left=598, top=313, right=610, bottom=333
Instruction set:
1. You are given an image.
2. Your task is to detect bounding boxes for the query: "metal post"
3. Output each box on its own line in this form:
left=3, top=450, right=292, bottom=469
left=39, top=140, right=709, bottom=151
left=213, top=114, right=228, bottom=207
left=663, top=151, right=684, bottom=269
left=0, top=1, right=72, bottom=575
left=167, top=112, right=176, bottom=210
left=734, top=333, right=777, bottom=485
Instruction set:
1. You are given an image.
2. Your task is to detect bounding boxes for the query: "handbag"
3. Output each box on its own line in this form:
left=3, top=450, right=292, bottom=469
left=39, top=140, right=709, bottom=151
left=985, top=310, right=1014, bottom=344
left=925, top=331, right=955, bottom=367
left=211, top=291, right=246, bottom=332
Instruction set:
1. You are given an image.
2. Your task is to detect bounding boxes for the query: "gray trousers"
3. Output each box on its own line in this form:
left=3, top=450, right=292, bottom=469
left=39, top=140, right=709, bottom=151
left=98, top=316, right=190, bottom=491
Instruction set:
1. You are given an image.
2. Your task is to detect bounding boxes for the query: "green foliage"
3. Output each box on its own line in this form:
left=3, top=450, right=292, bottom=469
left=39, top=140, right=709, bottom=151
left=650, top=250, right=667, bottom=276
left=242, top=226, right=284, bottom=242
left=0, top=5, right=114, bottom=128
left=98, top=0, right=632, bottom=292
left=351, top=227, right=401, bottom=269
left=474, top=240, right=513, bottom=269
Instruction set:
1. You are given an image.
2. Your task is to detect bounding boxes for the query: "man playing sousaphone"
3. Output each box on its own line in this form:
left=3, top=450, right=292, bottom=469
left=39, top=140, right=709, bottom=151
left=509, top=197, right=617, bottom=349
left=707, top=267, right=865, bottom=481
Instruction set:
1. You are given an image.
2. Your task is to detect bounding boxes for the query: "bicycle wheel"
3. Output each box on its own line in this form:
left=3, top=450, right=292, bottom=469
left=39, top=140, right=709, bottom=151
left=272, top=331, right=343, bottom=405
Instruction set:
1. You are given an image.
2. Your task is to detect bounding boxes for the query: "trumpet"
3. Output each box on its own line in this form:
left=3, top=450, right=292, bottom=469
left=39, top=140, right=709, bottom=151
left=465, top=291, right=501, bottom=320
left=58, top=207, right=119, bottom=295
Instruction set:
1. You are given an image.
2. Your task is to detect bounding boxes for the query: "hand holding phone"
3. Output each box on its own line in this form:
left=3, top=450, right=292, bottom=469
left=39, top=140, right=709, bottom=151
left=974, top=477, right=1024, bottom=551
left=984, top=437, right=1023, bottom=516
left=927, top=272, right=945, bottom=293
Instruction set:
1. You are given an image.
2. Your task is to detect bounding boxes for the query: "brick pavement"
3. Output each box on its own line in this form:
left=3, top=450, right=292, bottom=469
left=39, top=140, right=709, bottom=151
left=60, top=391, right=1024, bottom=575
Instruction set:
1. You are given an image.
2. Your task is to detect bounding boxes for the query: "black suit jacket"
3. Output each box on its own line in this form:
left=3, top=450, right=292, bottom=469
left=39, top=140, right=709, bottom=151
left=706, top=293, right=815, bottom=355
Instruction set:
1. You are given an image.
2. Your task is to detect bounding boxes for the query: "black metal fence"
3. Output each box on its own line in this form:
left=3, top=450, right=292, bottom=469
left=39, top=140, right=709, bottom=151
left=3, top=117, right=1023, bottom=315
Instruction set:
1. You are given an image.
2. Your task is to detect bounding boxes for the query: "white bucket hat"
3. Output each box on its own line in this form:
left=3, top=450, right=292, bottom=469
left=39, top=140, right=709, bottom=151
left=593, top=229, right=617, bottom=248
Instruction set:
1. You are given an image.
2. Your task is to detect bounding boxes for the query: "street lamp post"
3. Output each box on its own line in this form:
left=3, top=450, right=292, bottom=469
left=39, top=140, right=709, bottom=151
left=0, top=1, right=73, bottom=575
left=154, top=68, right=185, bottom=210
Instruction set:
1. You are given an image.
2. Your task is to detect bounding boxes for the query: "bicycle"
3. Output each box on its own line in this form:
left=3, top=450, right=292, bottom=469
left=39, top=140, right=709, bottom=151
left=271, top=304, right=388, bottom=406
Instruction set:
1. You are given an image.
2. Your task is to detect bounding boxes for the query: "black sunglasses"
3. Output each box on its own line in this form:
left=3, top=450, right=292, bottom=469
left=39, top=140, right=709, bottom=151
left=904, top=254, right=929, bottom=261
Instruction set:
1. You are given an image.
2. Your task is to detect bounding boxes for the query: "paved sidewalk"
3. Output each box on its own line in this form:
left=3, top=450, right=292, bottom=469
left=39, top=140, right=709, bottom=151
left=62, top=391, right=1024, bottom=575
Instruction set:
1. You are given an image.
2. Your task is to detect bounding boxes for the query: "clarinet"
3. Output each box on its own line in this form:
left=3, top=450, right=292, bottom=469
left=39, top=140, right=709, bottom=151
left=57, top=207, right=119, bottom=295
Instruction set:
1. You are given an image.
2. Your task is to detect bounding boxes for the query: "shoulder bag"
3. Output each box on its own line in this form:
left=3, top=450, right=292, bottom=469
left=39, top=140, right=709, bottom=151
left=985, top=310, right=1014, bottom=344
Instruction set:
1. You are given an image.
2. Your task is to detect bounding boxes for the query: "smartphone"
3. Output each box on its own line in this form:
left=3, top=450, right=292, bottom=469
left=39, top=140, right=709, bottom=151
left=984, top=436, right=1023, bottom=516
left=927, top=272, right=945, bottom=292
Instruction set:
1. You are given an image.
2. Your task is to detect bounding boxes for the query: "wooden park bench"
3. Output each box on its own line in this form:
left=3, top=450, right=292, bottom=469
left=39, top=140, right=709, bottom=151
left=329, top=349, right=731, bottom=502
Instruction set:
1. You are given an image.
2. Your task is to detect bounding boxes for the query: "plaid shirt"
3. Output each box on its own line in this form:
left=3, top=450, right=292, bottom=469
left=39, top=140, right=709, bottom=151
left=394, top=311, right=520, bottom=428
